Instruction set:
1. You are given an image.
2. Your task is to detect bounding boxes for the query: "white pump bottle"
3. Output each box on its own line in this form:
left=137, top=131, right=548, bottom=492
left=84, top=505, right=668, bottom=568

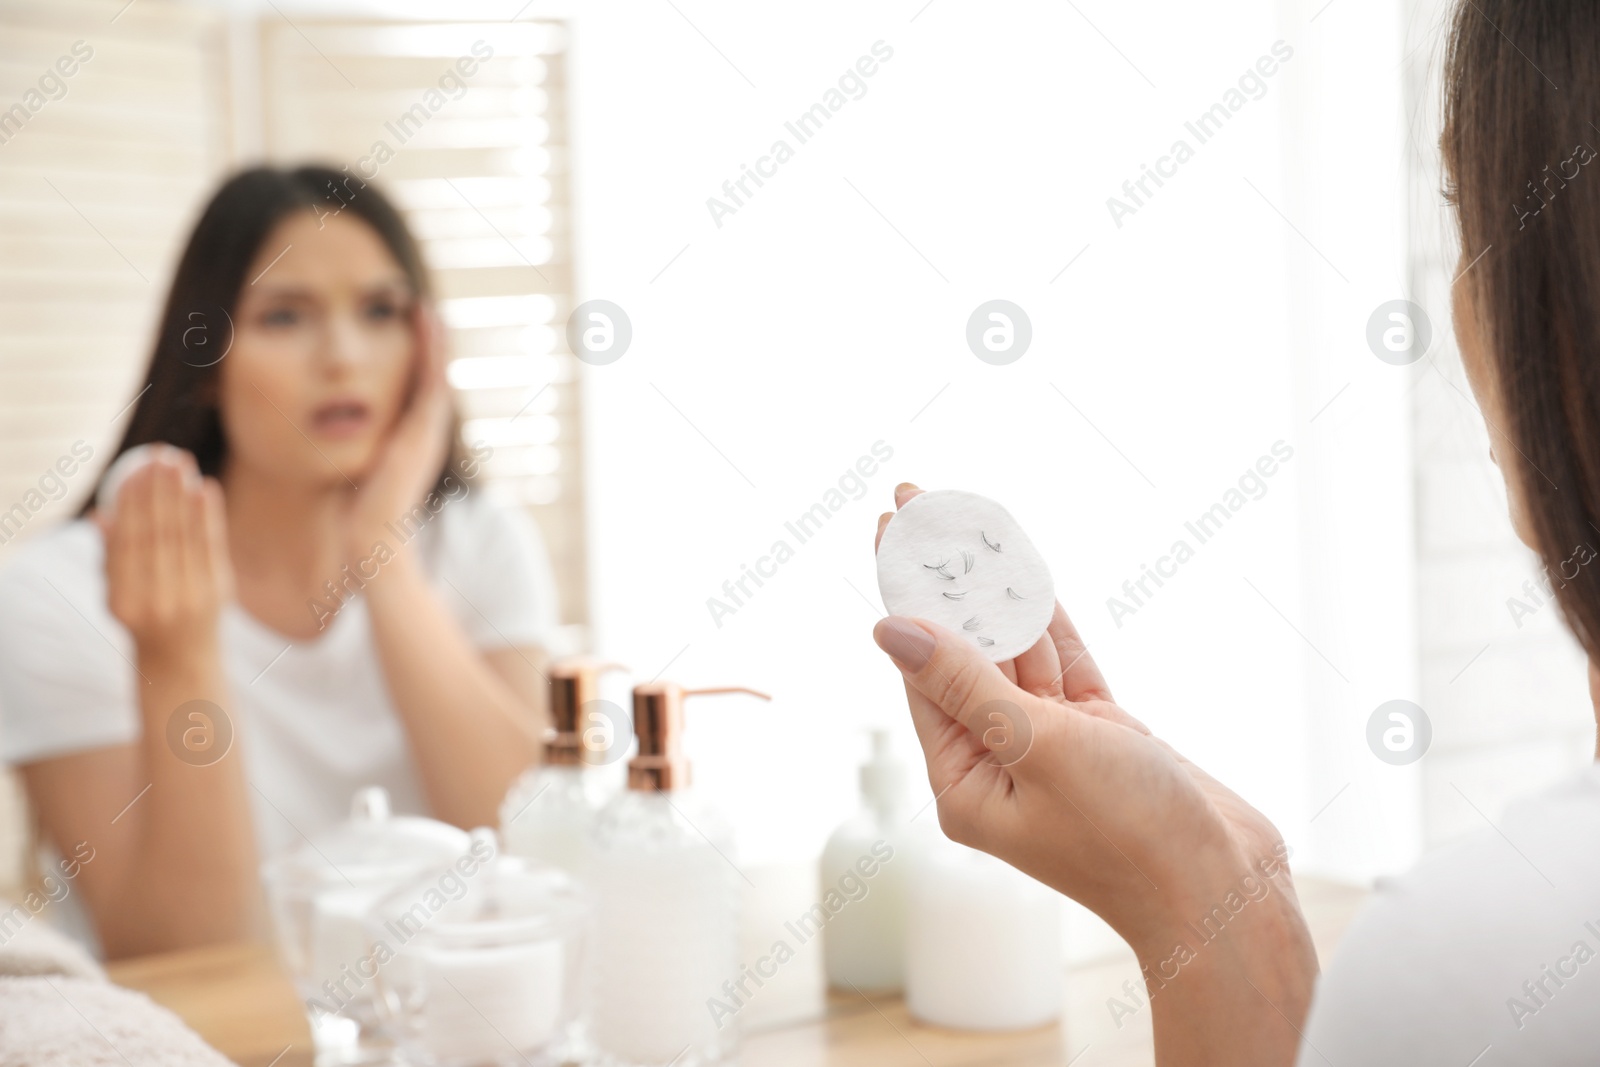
left=499, top=659, right=627, bottom=877
left=820, top=729, right=911, bottom=992
left=588, top=681, right=770, bottom=1067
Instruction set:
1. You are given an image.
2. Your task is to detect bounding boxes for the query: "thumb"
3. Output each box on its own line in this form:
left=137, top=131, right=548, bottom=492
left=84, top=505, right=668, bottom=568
left=873, top=616, right=1037, bottom=756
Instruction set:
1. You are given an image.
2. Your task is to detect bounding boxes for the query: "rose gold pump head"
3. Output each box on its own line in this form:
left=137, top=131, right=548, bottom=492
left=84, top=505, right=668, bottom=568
left=545, top=658, right=628, bottom=767
left=627, top=683, right=771, bottom=791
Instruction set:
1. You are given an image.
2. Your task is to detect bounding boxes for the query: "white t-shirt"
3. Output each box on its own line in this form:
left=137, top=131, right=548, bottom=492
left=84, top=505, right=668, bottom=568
left=1299, top=762, right=1600, bottom=1065
left=0, top=490, right=557, bottom=944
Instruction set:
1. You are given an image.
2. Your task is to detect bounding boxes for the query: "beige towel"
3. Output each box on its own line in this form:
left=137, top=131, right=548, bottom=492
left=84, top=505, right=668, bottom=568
left=0, top=904, right=104, bottom=981
left=0, top=903, right=236, bottom=1066
left=0, top=976, right=236, bottom=1067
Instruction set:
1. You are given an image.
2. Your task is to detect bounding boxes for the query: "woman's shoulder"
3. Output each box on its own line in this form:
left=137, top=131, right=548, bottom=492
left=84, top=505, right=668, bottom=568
left=415, top=484, right=558, bottom=649
left=1399, top=763, right=1600, bottom=915
left=0, top=519, right=104, bottom=604
left=416, top=483, right=547, bottom=570
left=433, top=482, right=540, bottom=539
left=1301, top=763, right=1600, bottom=1065
left=0, top=520, right=134, bottom=765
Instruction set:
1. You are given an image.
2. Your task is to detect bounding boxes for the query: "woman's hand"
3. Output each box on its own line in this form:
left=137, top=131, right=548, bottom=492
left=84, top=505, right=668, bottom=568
left=341, top=301, right=453, bottom=563
left=100, top=446, right=233, bottom=663
left=72, top=445, right=254, bottom=955
left=873, top=483, right=1317, bottom=1064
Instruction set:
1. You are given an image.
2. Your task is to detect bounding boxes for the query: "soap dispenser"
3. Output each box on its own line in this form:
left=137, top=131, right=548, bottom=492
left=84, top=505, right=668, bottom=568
left=821, top=729, right=910, bottom=992
left=499, top=658, right=627, bottom=876
left=589, top=681, right=770, bottom=1067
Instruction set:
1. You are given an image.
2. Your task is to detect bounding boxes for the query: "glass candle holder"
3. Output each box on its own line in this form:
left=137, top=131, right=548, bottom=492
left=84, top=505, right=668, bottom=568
left=260, top=787, right=471, bottom=1067
left=369, top=828, right=591, bottom=1067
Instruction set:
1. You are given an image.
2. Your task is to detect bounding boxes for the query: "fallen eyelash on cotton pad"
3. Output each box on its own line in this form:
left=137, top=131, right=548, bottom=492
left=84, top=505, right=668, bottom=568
left=874, top=489, right=1056, bottom=663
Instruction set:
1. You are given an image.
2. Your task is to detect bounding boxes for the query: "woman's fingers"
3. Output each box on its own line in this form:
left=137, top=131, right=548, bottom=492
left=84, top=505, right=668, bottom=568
left=408, top=302, right=451, bottom=424
left=1010, top=629, right=1065, bottom=699
left=164, top=450, right=203, bottom=596
left=149, top=459, right=183, bottom=622
left=872, top=615, right=1049, bottom=761
left=200, top=478, right=233, bottom=601
left=416, top=300, right=447, bottom=378
left=370, top=300, right=452, bottom=488
left=1044, top=601, right=1114, bottom=703
left=894, top=672, right=990, bottom=794
left=184, top=472, right=214, bottom=598
left=99, top=447, right=227, bottom=643
left=114, top=463, right=155, bottom=620
left=103, top=473, right=133, bottom=618
left=1008, top=602, right=1110, bottom=703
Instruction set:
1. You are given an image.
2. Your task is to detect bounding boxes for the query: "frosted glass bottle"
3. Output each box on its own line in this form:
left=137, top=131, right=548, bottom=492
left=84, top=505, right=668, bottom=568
left=590, top=790, right=740, bottom=1066
left=499, top=763, right=602, bottom=877
left=498, top=658, right=626, bottom=878
left=587, top=681, right=767, bottom=1067
left=821, top=730, right=910, bottom=992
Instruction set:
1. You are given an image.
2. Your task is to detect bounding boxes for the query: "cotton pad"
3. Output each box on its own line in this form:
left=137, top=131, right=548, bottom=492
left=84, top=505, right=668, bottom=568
left=95, top=444, right=198, bottom=517
left=876, top=489, right=1055, bottom=662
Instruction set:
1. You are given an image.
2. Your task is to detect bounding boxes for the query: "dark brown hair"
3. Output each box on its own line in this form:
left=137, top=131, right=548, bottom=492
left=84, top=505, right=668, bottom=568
left=84, top=164, right=467, bottom=512
left=1443, top=0, right=1600, bottom=659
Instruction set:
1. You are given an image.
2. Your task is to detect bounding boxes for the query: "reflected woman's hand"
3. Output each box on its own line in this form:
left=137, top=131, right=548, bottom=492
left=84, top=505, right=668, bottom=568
left=99, top=446, right=233, bottom=663
left=873, top=483, right=1318, bottom=1065
left=341, top=300, right=454, bottom=562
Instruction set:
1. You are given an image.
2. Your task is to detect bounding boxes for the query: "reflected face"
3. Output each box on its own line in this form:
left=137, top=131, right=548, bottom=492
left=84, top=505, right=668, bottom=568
left=1452, top=265, right=1533, bottom=546
left=220, top=211, right=416, bottom=488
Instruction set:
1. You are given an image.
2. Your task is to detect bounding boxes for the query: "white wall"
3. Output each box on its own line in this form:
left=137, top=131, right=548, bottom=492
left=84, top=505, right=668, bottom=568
left=568, top=0, right=1419, bottom=887
left=1275, top=0, right=1420, bottom=883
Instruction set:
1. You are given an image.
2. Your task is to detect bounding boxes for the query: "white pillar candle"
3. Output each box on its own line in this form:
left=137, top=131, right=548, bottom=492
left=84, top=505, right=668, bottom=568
left=905, top=835, right=1063, bottom=1031
left=416, top=941, right=566, bottom=1062
left=311, top=886, right=383, bottom=997
left=590, top=842, right=737, bottom=1064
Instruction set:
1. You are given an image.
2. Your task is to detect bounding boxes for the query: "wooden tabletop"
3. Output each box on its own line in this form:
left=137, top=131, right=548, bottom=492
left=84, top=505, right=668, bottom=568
left=105, top=876, right=1367, bottom=1067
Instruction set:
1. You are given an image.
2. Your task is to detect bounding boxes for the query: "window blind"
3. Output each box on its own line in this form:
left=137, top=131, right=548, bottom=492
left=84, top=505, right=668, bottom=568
left=258, top=15, right=588, bottom=635
left=0, top=0, right=230, bottom=550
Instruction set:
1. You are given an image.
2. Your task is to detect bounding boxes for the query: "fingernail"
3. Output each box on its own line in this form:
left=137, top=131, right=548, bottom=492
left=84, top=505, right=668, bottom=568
left=874, top=616, right=935, bottom=671
left=894, top=482, right=921, bottom=499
